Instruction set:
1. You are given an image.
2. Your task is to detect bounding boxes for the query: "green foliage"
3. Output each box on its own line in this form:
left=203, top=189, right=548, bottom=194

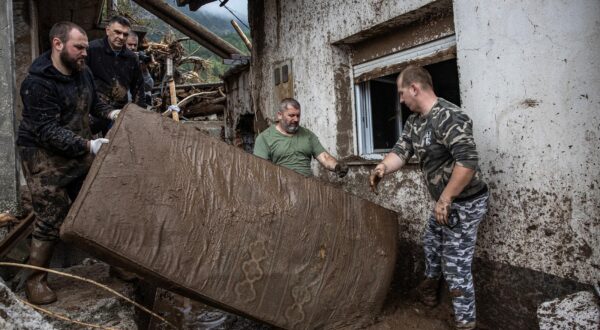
left=123, top=0, right=250, bottom=81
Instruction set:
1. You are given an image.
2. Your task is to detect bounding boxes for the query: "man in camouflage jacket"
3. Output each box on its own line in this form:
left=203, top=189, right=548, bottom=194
left=369, top=65, right=489, bottom=330
left=17, top=22, right=119, bottom=305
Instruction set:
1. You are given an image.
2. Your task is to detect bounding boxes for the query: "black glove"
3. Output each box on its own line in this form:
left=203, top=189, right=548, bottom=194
left=334, top=162, right=349, bottom=178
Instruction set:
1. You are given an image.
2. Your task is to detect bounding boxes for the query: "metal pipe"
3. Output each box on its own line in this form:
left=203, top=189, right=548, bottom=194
left=132, top=0, right=242, bottom=59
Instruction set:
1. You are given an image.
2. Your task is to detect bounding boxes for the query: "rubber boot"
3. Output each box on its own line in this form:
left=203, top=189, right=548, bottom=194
left=417, top=277, right=440, bottom=307
left=25, top=239, right=57, bottom=305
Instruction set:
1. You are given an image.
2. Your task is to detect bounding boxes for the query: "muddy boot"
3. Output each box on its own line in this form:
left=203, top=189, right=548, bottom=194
left=109, top=266, right=137, bottom=282
left=25, top=239, right=57, bottom=305
left=417, top=277, right=440, bottom=307
left=455, top=321, right=477, bottom=330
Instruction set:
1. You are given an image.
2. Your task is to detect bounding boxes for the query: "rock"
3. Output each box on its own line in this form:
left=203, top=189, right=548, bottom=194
left=13, top=260, right=138, bottom=329
left=0, top=278, right=55, bottom=329
left=538, top=290, right=600, bottom=329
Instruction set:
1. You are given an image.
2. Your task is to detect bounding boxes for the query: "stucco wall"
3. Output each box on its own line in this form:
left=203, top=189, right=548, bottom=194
left=454, top=0, right=600, bottom=283
left=13, top=0, right=35, bottom=121
left=0, top=0, right=20, bottom=218
left=249, top=0, right=599, bottom=285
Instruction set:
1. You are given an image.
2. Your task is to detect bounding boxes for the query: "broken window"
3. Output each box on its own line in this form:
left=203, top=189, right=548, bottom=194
left=354, top=36, right=460, bottom=157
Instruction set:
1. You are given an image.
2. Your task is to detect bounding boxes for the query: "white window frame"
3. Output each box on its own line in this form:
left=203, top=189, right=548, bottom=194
left=353, top=35, right=456, bottom=158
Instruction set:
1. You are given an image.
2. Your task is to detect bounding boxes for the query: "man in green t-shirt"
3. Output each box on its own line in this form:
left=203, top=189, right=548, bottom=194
left=253, top=98, right=348, bottom=178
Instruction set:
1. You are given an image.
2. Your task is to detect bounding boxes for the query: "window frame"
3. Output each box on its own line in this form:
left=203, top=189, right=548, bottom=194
left=353, top=35, right=457, bottom=158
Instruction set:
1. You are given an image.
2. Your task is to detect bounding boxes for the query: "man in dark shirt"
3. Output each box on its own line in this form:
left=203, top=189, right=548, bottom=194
left=369, top=65, right=489, bottom=330
left=18, top=22, right=119, bottom=305
left=87, top=16, right=146, bottom=134
left=125, top=31, right=154, bottom=104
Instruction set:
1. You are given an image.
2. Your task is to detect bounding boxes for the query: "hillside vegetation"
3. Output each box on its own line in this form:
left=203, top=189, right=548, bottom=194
left=115, top=0, right=250, bottom=82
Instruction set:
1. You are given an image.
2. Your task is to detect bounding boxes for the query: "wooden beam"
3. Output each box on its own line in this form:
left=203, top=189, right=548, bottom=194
left=132, top=0, right=242, bottom=59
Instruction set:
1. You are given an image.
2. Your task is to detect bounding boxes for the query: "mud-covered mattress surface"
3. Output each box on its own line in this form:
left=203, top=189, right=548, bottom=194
left=61, top=104, right=398, bottom=329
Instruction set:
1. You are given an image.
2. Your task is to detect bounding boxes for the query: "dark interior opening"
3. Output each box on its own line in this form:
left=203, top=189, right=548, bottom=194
left=367, top=58, right=460, bottom=151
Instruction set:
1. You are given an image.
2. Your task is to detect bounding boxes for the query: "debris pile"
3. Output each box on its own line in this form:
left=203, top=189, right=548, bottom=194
left=139, top=34, right=226, bottom=130
left=1, top=261, right=137, bottom=329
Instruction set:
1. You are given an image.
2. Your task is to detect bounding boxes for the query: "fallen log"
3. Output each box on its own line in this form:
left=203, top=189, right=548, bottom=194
left=61, top=104, right=398, bottom=329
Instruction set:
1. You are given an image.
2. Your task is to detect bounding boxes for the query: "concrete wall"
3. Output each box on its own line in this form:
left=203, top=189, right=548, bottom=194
left=454, top=0, right=600, bottom=286
left=248, top=0, right=599, bottom=326
left=0, top=0, right=20, bottom=217
left=13, top=0, right=36, bottom=121
left=223, top=64, right=252, bottom=141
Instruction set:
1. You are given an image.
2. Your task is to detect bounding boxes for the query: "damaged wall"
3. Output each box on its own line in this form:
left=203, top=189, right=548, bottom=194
left=248, top=1, right=599, bottom=325
left=13, top=0, right=36, bottom=121
left=223, top=64, right=253, bottom=147
left=453, top=0, right=599, bottom=284
left=0, top=0, right=20, bottom=217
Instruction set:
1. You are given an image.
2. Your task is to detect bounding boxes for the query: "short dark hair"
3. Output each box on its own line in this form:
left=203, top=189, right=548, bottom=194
left=49, top=21, right=86, bottom=44
left=398, top=65, right=433, bottom=90
left=279, top=98, right=301, bottom=112
left=108, top=16, right=131, bottom=27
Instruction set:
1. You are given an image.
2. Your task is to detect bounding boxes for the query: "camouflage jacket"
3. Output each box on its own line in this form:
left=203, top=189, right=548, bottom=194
left=392, top=98, right=487, bottom=201
left=17, top=51, right=113, bottom=158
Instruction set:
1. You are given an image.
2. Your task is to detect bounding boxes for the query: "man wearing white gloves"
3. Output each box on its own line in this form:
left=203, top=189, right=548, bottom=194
left=17, top=22, right=119, bottom=305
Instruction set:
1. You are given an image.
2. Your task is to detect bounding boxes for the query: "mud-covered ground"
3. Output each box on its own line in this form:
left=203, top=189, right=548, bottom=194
left=3, top=259, right=460, bottom=329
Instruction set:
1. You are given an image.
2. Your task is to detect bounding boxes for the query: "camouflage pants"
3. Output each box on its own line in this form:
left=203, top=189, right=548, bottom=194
left=423, top=191, right=489, bottom=324
left=19, top=147, right=92, bottom=242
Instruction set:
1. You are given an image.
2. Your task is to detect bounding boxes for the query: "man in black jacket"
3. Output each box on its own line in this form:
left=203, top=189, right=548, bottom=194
left=87, top=16, right=146, bottom=134
left=18, top=21, right=119, bottom=305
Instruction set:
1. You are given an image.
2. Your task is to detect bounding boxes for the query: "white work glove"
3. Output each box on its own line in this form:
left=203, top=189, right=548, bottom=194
left=167, top=105, right=181, bottom=113
left=108, top=109, right=121, bottom=121
left=89, top=138, right=109, bottom=155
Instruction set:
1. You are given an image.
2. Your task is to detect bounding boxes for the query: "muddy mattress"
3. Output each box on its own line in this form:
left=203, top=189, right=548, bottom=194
left=61, top=104, right=398, bottom=329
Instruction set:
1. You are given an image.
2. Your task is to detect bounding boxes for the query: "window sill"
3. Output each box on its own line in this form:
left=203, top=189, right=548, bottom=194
left=343, top=154, right=418, bottom=166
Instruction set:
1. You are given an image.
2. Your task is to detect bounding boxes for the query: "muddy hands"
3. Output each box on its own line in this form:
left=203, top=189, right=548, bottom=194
left=369, top=163, right=386, bottom=194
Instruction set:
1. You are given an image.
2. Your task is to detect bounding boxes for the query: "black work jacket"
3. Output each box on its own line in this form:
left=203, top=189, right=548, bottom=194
left=17, top=51, right=113, bottom=158
left=86, top=37, right=146, bottom=109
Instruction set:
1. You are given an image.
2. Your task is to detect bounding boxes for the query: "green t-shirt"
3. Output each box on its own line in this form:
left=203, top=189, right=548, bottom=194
left=253, top=126, right=326, bottom=176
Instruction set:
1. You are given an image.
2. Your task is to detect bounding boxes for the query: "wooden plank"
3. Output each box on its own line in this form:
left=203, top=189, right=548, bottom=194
left=0, top=213, right=34, bottom=260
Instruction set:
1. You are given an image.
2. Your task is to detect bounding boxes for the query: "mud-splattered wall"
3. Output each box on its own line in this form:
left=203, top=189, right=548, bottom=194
left=0, top=0, right=20, bottom=219
left=13, top=0, right=36, bottom=120
left=454, top=0, right=599, bottom=284
left=248, top=0, right=599, bottom=293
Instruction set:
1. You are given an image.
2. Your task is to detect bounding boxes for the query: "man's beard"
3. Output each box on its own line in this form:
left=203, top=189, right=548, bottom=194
left=281, top=120, right=299, bottom=134
left=60, top=49, right=85, bottom=73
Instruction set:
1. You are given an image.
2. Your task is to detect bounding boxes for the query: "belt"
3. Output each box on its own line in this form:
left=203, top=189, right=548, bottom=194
left=453, top=185, right=488, bottom=203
